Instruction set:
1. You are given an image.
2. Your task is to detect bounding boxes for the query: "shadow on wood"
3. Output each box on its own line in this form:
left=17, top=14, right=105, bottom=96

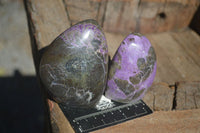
left=0, top=70, right=49, bottom=133
left=190, top=5, right=200, bottom=35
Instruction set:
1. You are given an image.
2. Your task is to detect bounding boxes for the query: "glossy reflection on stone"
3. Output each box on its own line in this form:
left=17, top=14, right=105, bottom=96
left=105, top=33, right=156, bottom=103
left=39, top=19, right=108, bottom=108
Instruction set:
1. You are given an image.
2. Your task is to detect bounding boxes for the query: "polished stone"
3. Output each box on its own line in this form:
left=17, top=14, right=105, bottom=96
left=39, top=19, right=108, bottom=108
left=105, top=33, right=156, bottom=103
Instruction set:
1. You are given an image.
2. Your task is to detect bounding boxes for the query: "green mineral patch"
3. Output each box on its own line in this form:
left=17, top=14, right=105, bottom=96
left=137, top=58, right=146, bottom=70
left=147, top=46, right=156, bottom=65
left=131, top=88, right=145, bottom=100
left=91, top=39, right=101, bottom=50
left=114, top=78, right=136, bottom=95
left=133, top=33, right=143, bottom=37
left=142, top=67, right=151, bottom=81
left=129, top=38, right=135, bottom=41
left=129, top=73, right=142, bottom=85
left=109, top=61, right=121, bottom=78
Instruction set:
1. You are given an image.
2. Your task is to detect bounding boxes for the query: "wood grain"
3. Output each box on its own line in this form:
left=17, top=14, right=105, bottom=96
left=142, top=0, right=200, bottom=6
left=105, top=32, right=125, bottom=58
left=50, top=101, right=74, bottom=133
left=93, top=109, right=200, bottom=133
left=64, top=0, right=107, bottom=26
left=103, top=0, right=139, bottom=34
left=143, top=82, right=174, bottom=111
left=146, top=29, right=200, bottom=84
left=25, top=0, right=70, bottom=50
left=176, top=81, right=200, bottom=110
left=103, top=0, right=199, bottom=34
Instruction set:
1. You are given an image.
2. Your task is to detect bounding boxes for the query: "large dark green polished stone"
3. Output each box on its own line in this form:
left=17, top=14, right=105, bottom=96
left=39, top=20, right=108, bottom=108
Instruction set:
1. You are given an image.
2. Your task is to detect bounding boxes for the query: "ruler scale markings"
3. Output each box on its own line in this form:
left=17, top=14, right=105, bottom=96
left=78, top=108, right=148, bottom=132
left=74, top=101, right=142, bottom=121
left=59, top=100, right=152, bottom=133
left=76, top=106, right=148, bottom=132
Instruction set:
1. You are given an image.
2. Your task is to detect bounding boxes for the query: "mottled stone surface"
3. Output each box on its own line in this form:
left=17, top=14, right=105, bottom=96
left=39, top=19, right=108, bottom=108
left=105, top=33, right=156, bottom=103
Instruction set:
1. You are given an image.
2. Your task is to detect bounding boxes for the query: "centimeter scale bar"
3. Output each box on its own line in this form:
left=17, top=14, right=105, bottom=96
left=59, top=96, right=152, bottom=133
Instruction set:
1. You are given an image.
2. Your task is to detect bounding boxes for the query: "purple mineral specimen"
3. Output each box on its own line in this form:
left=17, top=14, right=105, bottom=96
left=105, top=33, right=156, bottom=103
left=39, top=19, right=108, bottom=108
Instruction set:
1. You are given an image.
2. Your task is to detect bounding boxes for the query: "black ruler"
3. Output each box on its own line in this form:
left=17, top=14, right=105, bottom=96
left=59, top=97, right=152, bottom=133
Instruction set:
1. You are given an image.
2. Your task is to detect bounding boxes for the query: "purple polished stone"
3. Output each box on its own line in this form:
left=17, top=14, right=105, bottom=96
left=105, top=33, right=156, bottom=103
left=39, top=20, right=108, bottom=108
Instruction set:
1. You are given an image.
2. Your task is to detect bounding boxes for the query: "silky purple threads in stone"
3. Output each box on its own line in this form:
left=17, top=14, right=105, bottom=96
left=105, top=33, right=156, bottom=103
left=39, top=19, right=108, bottom=108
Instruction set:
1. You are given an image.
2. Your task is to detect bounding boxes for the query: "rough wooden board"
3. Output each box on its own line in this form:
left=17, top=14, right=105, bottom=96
left=142, top=0, right=200, bottom=6
left=176, top=81, right=200, bottom=110
left=24, top=0, right=73, bottom=132
left=64, top=0, right=107, bottom=26
left=170, top=29, right=200, bottom=67
left=103, top=0, right=139, bottom=34
left=143, top=82, right=174, bottom=111
left=50, top=101, right=74, bottom=133
left=25, top=0, right=70, bottom=50
left=93, top=109, right=200, bottom=133
left=153, top=1, right=197, bottom=33
left=103, top=0, right=199, bottom=5
left=96, top=0, right=107, bottom=26
left=103, top=0, right=199, bottom=34
left=146, top=29, right=200, bottom=84
left=105, top=32, right=125, bottom=58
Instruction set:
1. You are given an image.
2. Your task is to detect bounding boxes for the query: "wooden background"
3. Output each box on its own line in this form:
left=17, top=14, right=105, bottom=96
left=65, top=0, right=199, bottom=34
left=24, top=0, right=200, bottom=132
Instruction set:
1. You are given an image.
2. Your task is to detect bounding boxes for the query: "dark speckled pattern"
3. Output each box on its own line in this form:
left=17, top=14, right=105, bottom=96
left=39, top=20, right=108, bottom=108
left=105, top=33, right=156, bottom=103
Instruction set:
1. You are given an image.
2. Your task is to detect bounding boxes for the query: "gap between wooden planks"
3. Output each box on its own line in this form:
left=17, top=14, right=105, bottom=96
left=24, top=0, right=200, bottom=132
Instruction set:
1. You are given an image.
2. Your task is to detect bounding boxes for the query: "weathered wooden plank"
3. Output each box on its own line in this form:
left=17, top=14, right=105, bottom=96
left=24, top=0, right=73, bottom=132
left=170, top=29, right=200, bottom=68
left=103, top=0, right=139, bottom=34
left=25, top=0, right=70, bottom=50
left=147, top=31, right=184, bottom=84
left=103, top=0, right=199, bottom=34
left=93, top=109, right=200, bottom=133
left=143, top=82, right=174, bottom=111
left=176, top=81, right=200, bottom=110
left=105, top=32, right=125, bottom=58
left=146, top=29, right=200, bottom=84
left=50, top=100, right=74, bottom=133
left=142, top=0, right=200, bottom=6
left=91, top=0, right=199, bottom=5
left=153, top=2, right=197, bottom=33
left=64, top=0, right=107, bottom=26
left=96, top=0, right=107, bottom=26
